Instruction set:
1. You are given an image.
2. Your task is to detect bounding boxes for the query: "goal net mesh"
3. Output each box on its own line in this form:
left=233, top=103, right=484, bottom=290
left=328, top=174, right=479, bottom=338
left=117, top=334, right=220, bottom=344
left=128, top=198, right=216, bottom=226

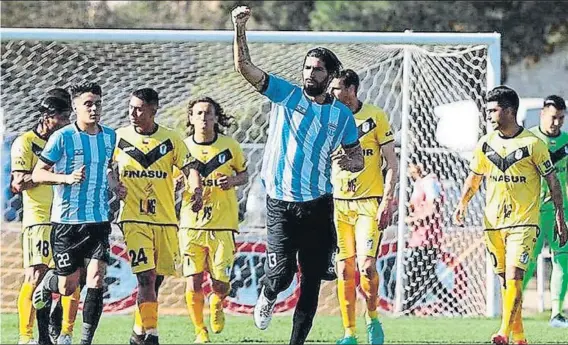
left=1, top=37, right=489, bottom=316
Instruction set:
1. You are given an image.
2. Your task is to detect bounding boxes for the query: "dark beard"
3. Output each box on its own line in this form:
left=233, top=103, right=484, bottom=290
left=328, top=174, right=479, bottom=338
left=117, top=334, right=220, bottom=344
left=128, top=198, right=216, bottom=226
left=304, top=83, right=326, bottom=97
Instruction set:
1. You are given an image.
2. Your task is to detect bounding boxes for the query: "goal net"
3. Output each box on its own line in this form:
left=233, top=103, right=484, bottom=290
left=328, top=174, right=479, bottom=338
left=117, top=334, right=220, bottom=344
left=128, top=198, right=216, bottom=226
left=0, top=29, right=499, bottom=317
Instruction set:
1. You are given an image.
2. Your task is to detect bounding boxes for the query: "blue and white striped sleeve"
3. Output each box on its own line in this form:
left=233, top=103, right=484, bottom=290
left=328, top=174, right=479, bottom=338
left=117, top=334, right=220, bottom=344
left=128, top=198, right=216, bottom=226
left=262, top=73, right=296, bottom=104
left=340, top=110, right=359, bottom=148
left=40, top=130, right=64, bottom=165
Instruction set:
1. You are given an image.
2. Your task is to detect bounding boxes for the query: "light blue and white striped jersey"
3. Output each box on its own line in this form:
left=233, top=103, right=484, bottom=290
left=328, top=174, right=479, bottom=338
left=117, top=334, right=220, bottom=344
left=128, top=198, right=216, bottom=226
left=261, top=74, right=359, bottom=202
left=40, top=123, right=116, bottom=224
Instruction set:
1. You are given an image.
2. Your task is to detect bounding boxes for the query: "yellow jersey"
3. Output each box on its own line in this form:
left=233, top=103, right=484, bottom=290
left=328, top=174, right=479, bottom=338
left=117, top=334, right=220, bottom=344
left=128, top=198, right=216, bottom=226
left=114, top=125, right=193, bottom=225
left=10, top=130, right=53, bottom=227
left=470, top=128, right=554, bottom=230
left=332, top=103, right=394, bottom=199
left=179, top=134, right=247, bottom=231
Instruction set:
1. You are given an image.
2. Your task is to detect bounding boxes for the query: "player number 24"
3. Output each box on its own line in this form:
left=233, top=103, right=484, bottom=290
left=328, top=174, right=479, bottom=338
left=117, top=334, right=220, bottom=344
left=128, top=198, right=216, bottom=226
left=129, top=248, right=149, bottom=267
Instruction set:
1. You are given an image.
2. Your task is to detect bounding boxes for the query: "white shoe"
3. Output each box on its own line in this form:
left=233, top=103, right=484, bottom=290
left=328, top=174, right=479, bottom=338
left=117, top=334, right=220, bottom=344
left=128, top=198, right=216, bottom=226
left=18, top=338, right=38, bottom=344
left=32, top=270, right=53, bottom=310
left=254, top=286, right=276, bottom=330
left=57, top=334, right=73, bottom=345
left=550, top=314, right=568, bottom=328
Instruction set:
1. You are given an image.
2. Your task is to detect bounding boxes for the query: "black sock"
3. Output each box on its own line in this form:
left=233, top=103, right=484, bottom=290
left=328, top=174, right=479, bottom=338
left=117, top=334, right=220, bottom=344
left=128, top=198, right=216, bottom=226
left=49, top=298, right=63, bottom=337
left=37, top=298, right=53, bottom=345
left=81, top=288, right=104, bottom=345
left=289, top=276, right=321, bottom=345
left=155, top=275, right=164, bottom=297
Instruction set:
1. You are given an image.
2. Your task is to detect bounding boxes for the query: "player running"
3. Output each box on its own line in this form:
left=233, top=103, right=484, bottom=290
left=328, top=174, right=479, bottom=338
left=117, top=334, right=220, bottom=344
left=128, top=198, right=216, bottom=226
left=31, top=82, right=119, bottom=345
left=524, top=95, right=568, bottom=328
left=179, top=97, right=248, bottom=343
left=329, top=69, right=398, bottom=345
left=453, top=86, right=568, bottom=345
left=11, top=94, right=70, bottom=345
left=112, top=88, right=202, bottom=345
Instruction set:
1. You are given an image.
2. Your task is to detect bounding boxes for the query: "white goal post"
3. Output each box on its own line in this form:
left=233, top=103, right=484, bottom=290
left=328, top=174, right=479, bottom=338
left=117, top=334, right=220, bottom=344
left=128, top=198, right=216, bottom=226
left=0, top=28, right=501, bottom=317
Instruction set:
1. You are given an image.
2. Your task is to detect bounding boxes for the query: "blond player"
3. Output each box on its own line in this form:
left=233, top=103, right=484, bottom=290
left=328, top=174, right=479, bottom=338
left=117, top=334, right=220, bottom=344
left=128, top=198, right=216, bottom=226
left=453, top=86, right=568, bottom=345
left=179, top=97, right=248, bottom=343
left=113, top=88, right=202, bottom=345
left=329, top=69, right=398, bottom=345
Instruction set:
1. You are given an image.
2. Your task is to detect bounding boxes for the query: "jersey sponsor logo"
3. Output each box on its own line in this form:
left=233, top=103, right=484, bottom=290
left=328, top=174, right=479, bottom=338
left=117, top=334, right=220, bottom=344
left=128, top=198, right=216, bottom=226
left=489, top=175, right=527, bottom=183
left=118, top=138, right=174, bottom=169
left=482, top=143, right=530, bottom=172
left=31, top=143, right=43, bottom=156
left=328, top=123, right=338, bottom=136
left=358, top=118, right=377, bottom=138
left=194, top=149, right=233, bottom=177
left=122, top=170, right=168, bottom=179
left=550, top=143, right=568, bottom=164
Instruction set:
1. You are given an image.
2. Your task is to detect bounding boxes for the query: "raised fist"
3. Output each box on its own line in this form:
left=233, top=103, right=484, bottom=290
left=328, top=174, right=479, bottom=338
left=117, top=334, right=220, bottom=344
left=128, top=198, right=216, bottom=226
left=232, top=6, right=251, bottom=26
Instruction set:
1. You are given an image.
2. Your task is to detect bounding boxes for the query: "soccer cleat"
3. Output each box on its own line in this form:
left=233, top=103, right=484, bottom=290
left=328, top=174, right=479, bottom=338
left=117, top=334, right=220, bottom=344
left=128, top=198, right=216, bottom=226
left=513, top=340, right=528, bottom=345
left=209, top=295, right=225, bottom=334
left=550, top=314, right=568, bottom=328
left=57, top=334, right=72, bottom=345
left=336, top=335, right=358, bottom=344
left=32, top=271, right=54, bottom=310
left=367, top=318, right=385, bottom=345
left=253, top=286, right=276, bottom=330
left=18, top=337, right=38, bottom=344
left=129, top=331, right=145, bottom=345
left=143, top=334, right=159, bottom=345
left=194, top=328, right=210, bottom=344
left=491, top=334, right=509, bottom=345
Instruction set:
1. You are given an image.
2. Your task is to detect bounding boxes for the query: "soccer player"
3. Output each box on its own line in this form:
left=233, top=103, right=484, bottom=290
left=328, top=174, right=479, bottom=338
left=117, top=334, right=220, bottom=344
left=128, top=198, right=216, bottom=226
left=41, top=87, right=83, bottom=345
left=11, top=95, right=70, bottom=345
left=524, top=95, right=568, bottom=328
left=180, top=97, right=248, bottom=343
left=112, top=88, right=203, bottom=345
left=232, top=6, right=364, bottom=345
left=329, top=69, right=398, bottom=345
left=453, top=86, right=568, bottom=345
left=31, top=82, right=119, bottom=345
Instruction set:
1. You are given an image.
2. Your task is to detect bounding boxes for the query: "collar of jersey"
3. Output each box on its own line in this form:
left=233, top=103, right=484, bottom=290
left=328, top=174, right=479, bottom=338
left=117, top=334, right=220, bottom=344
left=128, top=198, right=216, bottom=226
left=498, top=126, right=524, bottom=140
left=192, top=133, right=218, bottom=146
left=74, top=122, right=103, bottom=135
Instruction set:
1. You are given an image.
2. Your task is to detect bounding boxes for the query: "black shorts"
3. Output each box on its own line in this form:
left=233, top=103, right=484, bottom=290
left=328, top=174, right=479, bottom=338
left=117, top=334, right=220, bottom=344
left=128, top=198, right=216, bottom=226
left=51, top=222, right=111, bottom=276
left=265, top=194, right=335, bottom=280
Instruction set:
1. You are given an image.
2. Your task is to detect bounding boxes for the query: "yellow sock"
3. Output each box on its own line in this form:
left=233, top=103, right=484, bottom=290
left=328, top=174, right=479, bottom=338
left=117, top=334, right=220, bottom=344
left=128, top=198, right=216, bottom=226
left=61, top=287, right=80, bottom=335
left=499, top=279, right=522, bottom=336
left=511, top=302, right=525, bottom=342
left=360, top=273, right=379, bottom=322
left=139, top=302, right=158, bottom=335
left=337, top=279, right=356, bottom=337
left=185, top=291, right=205, bottom=333
left=133, top=305, right=145, bottom=335
left=210, top=292, right=223, bottom=312
left=17, top=282, right=35, bottom=339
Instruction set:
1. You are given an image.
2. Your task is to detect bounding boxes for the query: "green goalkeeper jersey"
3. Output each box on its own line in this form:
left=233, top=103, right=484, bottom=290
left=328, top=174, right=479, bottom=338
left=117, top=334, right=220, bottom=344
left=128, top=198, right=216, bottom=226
left=530, top=126, right=568, bottom=212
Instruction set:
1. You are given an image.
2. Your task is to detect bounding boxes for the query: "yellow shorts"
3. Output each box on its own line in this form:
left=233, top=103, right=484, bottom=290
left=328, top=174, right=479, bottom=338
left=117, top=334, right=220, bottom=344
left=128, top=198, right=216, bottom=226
left=22, top=225, right=53, bottom=268
left=334, top=198, right=383, bottom=261
left=484, top=226, right=538, bottom=274
left=179, top=228, right=235, bottom=283
left=121, top=222, right=179, bottom=276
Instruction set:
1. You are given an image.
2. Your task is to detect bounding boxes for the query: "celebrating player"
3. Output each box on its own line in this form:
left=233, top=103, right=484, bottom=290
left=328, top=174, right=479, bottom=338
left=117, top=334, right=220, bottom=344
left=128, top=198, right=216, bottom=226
left=329, top=69, right=398, bottom=345
left=31, top=82, right=118, bottom=345
left=11, top=95, right=70, bottom=345
left=232, top=6, right=363, bottom=345
left=112, top=88, right=202, bottom=345
left=179, top=97, right=248, bottom=343
left=453, top=86, right=568, bottom=345
left=524, top=95, right=568, bottom=328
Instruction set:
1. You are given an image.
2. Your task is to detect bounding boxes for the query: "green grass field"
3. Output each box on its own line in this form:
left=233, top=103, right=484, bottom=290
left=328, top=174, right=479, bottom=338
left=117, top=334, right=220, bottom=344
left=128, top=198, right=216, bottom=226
left=2, top=312, right=567, bottom=344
